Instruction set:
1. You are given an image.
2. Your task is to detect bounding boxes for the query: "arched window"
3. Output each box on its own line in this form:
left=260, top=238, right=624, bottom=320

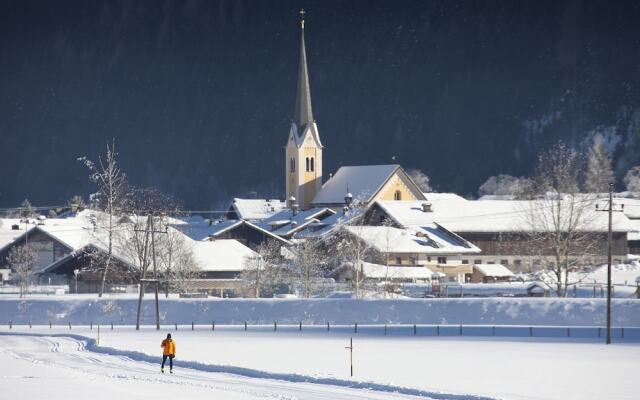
left=394, top=190, right=402, bottom=200
left=305, top=157, right=310, bottom=172
left=290, top=158, right=296, bottom=172
left=310, top=157, right=314, bottom=172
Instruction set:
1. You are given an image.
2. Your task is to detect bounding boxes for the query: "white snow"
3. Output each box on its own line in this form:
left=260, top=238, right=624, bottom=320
left=1, top=327, right=638, bottom=400
left=473, top=264, right=515, bottom=277
left=1, top=296, right=639, bottom=326
left=344, top=225, right=480, bottom=255
left=312, top=164, right=402, bottom=205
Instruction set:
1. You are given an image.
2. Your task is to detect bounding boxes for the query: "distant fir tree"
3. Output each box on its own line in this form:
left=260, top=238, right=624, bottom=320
left=624, top=166, right=640, bottom=193
left=406, top=169, right=432, bottom=192
left=584, top=140, right=614, bottom=193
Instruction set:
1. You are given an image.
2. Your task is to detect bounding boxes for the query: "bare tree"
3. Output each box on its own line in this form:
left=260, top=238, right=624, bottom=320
left=521, top=142, right=600, bottom=296
left=157, top=229, right=199, bottom=296
left=66, top=195, right=87, bottom=212
left=624, top=166, right=640, bottom=193
left=585, top=140, right=614, bottom=193
left=239, top=240, right=285, bottom=298
left=478, top=174, right=533, bottom=198
left=79, top=140, right=126, bottom=297
left=8, top=246, right=36, bottom=298
left=120, top=187, right=179, bottom=329
left=290, top=239, right=327, bottom=298
left=406, top=169, right=432, bottom=192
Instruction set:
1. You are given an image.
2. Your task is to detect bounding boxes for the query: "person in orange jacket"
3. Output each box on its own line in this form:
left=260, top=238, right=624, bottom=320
left=160, top=333, right=176, bottom=373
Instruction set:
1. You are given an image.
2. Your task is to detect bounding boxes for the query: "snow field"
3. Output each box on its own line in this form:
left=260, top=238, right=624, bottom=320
left=3, top=326, right=638, bottom=400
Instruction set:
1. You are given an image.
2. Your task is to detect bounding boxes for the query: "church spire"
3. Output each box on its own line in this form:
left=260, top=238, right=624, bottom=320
left=294, top=9, right=314, bottom=130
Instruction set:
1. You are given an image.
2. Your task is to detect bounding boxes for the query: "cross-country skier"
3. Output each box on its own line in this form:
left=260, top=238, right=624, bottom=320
left=160, top=333, right=176, bottom=373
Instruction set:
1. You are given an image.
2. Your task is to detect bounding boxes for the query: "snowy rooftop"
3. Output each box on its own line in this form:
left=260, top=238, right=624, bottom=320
left=474, top=264, right=515, bottom=277
left=344, top=225, right=480, bottom=255
left=312, top=164, right=401, bottom=205
left=229, top=198, right=286, bottom=221
left=192, top=239, right=257, bottom=272
left=2, top=210, right=261, bottom=274
left=256, top=208, right=334, bottom=236
left=360, top=262, right=434, bottom=279
left=376, top=195, right=634, bottom=233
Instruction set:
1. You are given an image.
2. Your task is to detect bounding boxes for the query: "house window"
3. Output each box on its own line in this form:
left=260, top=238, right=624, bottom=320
left=461, top=259, right=469, bottom=264
left=427, top=256, right=431, bottom=262
left=487, top=260, right=495, bottom=264
left=474, top=259, right=482, bottom=265
left=409, top=256, right=416, bottom=265
left=290, top=158, right=296, bottom=173
left=500, top=259, right=509, bottom=265
left=395, top=257, right=402, bottom=265
left=305, top=157, right=310, bottom=172
left=514, top=259, right=522, bottom=266
left=394, top=190, right=402, bottom=200
left=310, top=157, right=314, bottom=172
left=437, top=256, right=447, bottom=264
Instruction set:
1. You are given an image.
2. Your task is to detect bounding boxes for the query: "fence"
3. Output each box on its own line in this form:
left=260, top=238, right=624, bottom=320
left=4, top=321, right=639, bottom=340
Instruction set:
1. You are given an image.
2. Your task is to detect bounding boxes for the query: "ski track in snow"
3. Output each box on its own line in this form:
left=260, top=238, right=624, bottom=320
left=0, top=332, right=494, bottom=400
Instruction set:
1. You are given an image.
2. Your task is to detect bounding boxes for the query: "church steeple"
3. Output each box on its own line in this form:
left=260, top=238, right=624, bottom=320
left=294, top=9, right=313, bottom=130
left=285, top=9, right=323, bottom=210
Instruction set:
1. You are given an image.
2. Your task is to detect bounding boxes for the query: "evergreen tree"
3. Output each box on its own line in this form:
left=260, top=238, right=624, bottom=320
left=624, top=166, right=640, bottom=193
left=584, top=141, right=614, bottom=193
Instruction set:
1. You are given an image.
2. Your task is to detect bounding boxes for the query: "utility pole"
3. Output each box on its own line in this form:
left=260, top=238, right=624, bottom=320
left=345, top=337, right=353, bottom=377
left=135, top=214, right=167, bottom=330
left=595, top=183, right=624, bottom=344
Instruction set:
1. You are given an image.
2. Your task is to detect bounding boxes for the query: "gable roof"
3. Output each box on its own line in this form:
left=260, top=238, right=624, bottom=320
left=474, top=264, right=515, bottom=277
left=343, top=225, right=480, bottom=255
left=312, top=164, right=424, bottom=206
left=375, top=196, right=633, bottom=233
left=228, top=198, right=286, bottom=221
left=256, top=207, right=335, bottom=237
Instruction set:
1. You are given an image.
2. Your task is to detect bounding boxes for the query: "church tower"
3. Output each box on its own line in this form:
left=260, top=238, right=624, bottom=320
left=285, top=9, right=323, bottom=210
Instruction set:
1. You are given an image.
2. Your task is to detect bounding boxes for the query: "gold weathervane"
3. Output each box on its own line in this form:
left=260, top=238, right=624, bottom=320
left=300, top=9, right=305, bottom=29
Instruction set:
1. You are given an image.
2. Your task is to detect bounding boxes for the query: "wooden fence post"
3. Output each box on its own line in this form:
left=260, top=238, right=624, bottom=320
left=175, top=323, right=178, bottom=331
left=436, top=325, right=439, bottom=336
left=244, top=321, right=247, bottom=331
left=111, top=322, right=114, bottom=330
left=68, top=321, right=72, bottom=330
left=354, top=323, right=358, bottom=333
left=299, top=321, right=302, bottom=331
left=192, top=322, right=194, bottom=331
left=327, top=322, right=330, bottom=331
left=212, top=321, right=215, bottom=331
left=414, top=324, right=417, bottom=335
left=274, top=321, right=277, bottom=331
left=384, top=324, right=387, bottom=336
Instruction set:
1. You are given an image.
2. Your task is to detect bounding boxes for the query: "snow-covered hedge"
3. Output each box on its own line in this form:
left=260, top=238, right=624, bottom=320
left=1, top=296, right=639, bottom=326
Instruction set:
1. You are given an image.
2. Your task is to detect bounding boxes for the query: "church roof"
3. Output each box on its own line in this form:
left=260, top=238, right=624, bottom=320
left=294, top=13, right=313, bottom=132
left=311, top=164, right=402, bottom=206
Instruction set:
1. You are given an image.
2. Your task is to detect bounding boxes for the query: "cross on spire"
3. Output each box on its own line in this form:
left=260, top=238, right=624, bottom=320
left=300, top=8, right=305, bottom=29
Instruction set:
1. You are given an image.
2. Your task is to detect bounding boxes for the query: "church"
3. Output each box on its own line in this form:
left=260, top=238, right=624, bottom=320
left=284, top=10, right=426, bottom=211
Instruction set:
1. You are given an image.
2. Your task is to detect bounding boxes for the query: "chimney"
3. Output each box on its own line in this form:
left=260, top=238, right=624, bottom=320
left=421, top=202, right=432, bottom=213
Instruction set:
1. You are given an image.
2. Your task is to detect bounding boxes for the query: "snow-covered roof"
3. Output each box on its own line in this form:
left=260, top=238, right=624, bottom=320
left=256, top=208, right=334, bottom=237
left=295, top=207, right=366, bottom=239
left=334, top=261, right=434, bottom=280
left=229, top=198, right=286, bottom=221
left=474, top=264, right=515, bottom=277
left=376, top=196, right=633, bottom=233
left=208, top=220, right=292, bottom=245
left=192, top=239, right=257, bottom=272
left=311, top=164, right=402, bottom=205
left=343, top=225, right=480, bottom=255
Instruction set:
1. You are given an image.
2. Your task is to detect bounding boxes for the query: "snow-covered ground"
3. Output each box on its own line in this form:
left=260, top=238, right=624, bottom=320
left=2, top=327, right=638, bottom=400
left=1, top=295, right=639, bottom=326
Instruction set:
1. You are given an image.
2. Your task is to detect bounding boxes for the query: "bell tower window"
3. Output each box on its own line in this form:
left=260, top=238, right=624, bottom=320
left=310, top=157, right=314, bottom=172
left=305, top=157, right=310, bottom=172
left=290, top=158, right=296, bottom=173
left=394, top=190, right=402, bottom=200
